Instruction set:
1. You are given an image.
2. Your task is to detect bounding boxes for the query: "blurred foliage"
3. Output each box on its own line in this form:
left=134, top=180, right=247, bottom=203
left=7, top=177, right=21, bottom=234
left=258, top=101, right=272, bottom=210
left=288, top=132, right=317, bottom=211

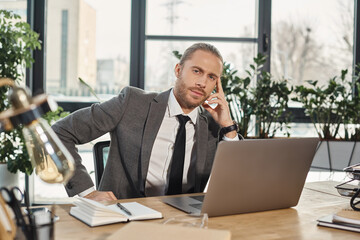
left=293, top=65, right=360, bottom=141
left=0, top=10, right=68, bottom=174
left=43, top=106, right=70, bottom=125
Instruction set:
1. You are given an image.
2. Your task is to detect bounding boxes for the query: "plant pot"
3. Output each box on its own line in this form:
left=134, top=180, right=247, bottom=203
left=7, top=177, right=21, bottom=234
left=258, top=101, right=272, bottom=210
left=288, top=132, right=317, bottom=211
left=311, top=141, right=360, bottom=171
left=0, top=163, right=19, bottom=188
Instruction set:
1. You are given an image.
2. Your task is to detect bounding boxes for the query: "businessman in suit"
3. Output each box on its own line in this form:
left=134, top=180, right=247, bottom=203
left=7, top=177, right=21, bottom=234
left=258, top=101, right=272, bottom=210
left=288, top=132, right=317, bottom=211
left=52, top=43, right=239, bottom=201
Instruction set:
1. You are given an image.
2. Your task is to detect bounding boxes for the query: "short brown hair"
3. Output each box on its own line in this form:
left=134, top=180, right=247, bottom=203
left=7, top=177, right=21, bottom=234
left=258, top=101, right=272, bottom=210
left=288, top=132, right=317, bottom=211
left=179, top=43, right=223, bottom=66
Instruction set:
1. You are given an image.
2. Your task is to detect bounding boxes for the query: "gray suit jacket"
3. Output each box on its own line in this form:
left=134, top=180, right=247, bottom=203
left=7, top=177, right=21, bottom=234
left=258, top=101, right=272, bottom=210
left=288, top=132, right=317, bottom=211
left=52, top=86, right=220, bottom=199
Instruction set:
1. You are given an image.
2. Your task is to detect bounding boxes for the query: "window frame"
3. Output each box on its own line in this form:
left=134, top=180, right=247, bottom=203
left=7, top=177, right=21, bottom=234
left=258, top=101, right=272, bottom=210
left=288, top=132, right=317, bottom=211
left=28, top=0, right=360, bottom=118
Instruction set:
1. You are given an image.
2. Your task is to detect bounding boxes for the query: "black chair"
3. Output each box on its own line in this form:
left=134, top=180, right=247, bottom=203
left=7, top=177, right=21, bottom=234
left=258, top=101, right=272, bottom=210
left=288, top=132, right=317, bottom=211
left=92, top=141, right=110, bottom=189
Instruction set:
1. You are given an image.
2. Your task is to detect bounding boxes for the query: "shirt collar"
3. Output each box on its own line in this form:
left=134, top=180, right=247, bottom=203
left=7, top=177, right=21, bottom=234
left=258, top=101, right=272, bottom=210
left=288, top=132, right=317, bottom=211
left=168, top=89, right=198, bottom=124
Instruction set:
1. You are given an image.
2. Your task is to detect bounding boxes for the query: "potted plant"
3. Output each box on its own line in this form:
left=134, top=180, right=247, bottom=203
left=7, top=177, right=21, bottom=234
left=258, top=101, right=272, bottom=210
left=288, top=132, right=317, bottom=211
left=0, top=10, right=42, bottom=188
left=248, top=54, right=292, bottom=138
left=0, top=10, right=70, bottom=187
left=344, top=65, right=360, bottom=142
left=221, top=54, right=292, bottom=138
left=292, top=68, right=360, bottom=171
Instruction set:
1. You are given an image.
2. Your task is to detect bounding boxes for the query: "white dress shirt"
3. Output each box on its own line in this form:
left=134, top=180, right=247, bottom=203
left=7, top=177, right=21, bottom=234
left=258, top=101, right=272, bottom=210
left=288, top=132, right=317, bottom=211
left=145, top=90, right=198, bottom=196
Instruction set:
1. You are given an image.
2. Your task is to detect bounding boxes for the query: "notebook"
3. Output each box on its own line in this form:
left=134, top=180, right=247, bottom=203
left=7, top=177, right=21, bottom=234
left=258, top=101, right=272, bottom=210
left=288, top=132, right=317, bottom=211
left=70, top=197, right=162, bottom=227
left=163, top=138, right=319, bottom=217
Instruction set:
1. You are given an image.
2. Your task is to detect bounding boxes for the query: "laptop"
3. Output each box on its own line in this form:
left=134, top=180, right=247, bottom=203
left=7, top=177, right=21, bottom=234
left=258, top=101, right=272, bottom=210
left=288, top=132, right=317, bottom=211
left=162, top=138, right=319, bottom=217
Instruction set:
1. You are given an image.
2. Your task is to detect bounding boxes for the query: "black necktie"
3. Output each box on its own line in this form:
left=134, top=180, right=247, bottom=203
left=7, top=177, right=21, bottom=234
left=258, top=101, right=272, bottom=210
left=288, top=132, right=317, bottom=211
left=167, top=114, right=190, bottom=195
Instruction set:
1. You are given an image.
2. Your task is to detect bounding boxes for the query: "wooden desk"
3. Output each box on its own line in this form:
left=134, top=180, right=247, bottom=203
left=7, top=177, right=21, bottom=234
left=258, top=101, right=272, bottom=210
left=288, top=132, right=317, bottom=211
left=53, top=181, right=358, bottom=239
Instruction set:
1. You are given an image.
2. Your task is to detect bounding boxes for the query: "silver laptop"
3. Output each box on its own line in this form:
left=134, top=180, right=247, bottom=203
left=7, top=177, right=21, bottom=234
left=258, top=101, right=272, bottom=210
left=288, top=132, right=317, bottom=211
left=163, top=138, right=319, bottom=217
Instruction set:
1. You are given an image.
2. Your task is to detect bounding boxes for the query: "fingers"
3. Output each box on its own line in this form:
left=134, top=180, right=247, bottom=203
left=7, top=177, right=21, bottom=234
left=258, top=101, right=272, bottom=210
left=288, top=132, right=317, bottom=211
left=204, top=90, right=233, bottom=128
left=84, top=190, right=117, bottom=202
left=202, top=102, right=215, bottom=113
left=206, top=93, right=226, bottom=108
left=106, top=191, right=117, bottom=200
left=216, top=77, right=224, bottom=96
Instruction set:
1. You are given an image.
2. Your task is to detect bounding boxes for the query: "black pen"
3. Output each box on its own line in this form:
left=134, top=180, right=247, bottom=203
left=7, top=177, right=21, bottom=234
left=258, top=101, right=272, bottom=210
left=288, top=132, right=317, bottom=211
left=116, top=203, right=132, bottom=216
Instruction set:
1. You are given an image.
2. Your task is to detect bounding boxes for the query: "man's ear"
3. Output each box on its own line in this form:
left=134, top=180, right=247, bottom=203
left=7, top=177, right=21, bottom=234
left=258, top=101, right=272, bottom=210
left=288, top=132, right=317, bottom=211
left=174, top=63, right=181, bottom=78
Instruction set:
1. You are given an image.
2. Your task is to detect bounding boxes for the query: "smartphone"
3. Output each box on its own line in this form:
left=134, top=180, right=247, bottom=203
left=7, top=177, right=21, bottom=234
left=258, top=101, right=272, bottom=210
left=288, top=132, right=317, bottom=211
left=23, top=207, right=60, bottom=221
left=205, top=97, right=218, bottom=109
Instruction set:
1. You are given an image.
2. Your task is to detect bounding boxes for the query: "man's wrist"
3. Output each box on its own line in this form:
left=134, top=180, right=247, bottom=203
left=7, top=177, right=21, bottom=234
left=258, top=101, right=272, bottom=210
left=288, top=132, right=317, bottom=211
left=220, top=121, right=238, bottom=136
left=224, top=131, right=237, bottom=139
left=223, top=132, right=239, bottom=141
left=221, top=120, right=235, bottom=128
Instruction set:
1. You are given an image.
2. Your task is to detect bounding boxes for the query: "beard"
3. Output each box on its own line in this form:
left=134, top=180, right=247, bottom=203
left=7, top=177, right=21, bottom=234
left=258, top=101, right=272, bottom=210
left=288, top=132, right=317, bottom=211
left=174, top=76, right=211, bottom=110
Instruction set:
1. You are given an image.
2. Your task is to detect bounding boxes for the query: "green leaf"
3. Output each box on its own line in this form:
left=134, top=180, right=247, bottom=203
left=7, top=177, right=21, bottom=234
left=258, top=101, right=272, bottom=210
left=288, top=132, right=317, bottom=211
left=78, top=77, right=101, bottom=102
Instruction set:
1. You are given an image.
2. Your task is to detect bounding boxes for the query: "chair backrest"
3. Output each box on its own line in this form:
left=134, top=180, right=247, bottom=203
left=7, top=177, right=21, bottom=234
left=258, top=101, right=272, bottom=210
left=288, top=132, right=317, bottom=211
left=92, top=141, right=110, bottom=189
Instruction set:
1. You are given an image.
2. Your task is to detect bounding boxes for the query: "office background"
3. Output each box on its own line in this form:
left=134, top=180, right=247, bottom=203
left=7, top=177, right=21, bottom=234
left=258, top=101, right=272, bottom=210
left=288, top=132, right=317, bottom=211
left=0, top=0, right=358, bottom=203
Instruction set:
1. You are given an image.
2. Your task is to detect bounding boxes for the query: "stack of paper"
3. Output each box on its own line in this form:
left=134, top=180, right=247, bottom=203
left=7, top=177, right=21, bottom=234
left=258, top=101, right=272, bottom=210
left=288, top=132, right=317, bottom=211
left=317, top=208, right=360, bottom=233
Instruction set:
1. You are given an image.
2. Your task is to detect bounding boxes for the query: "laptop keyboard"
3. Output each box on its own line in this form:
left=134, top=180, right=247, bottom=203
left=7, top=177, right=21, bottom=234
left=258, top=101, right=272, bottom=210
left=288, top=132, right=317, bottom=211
left=190, top=195, right=205, bottom=202
left=189, top=203, right=203, bottom=210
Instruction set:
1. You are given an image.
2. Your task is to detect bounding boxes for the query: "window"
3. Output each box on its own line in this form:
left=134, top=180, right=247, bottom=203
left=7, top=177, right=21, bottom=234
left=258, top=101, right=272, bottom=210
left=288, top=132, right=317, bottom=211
left=0, top=0, right=27, bottom=17
left=144, top=0, right=257, bottom=91
left=45, top=0, right=131, bottom=102
left=271, top=0, right=354, bottom=87
left=271, top=0, right=355, bottom=138
left=33, top=0, right=131, bottom=202
left=146, top=0, right=256, bottom=38
left=145, top=40, right=256, bottom=91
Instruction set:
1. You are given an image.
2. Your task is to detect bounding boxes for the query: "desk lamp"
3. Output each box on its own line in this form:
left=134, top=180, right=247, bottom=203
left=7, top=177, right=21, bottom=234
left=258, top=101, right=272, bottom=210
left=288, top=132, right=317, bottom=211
left=0, top=78, right=75, bottom=183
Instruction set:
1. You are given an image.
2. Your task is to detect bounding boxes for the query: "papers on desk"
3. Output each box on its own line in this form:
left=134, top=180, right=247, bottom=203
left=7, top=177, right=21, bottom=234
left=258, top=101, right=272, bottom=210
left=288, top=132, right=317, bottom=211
left=317, top=208, right=360, bottom=233
left=333, top=208, right=360, bottom=225
left=69, top=197, right=162, bottom=227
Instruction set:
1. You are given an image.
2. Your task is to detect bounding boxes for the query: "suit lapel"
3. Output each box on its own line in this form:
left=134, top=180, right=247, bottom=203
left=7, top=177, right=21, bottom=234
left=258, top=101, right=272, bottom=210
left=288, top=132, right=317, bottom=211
left=139, top=90, right=170, bottom=190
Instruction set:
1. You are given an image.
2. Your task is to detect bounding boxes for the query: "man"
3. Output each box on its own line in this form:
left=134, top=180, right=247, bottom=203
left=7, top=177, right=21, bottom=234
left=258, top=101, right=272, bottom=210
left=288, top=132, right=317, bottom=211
left=52, top=43, right=238, bottom=202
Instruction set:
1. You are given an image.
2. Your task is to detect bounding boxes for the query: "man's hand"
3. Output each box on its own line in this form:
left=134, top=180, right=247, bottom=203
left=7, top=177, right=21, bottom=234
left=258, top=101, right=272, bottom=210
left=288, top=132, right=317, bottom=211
left=202, top=77, right=237, bottom=138
left=84, top=190, right=117, bottom=202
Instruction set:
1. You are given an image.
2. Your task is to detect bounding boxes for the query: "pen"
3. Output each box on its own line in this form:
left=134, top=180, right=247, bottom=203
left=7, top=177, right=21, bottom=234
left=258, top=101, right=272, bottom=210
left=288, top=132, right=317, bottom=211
left=117, top=203, right=132, bottom=216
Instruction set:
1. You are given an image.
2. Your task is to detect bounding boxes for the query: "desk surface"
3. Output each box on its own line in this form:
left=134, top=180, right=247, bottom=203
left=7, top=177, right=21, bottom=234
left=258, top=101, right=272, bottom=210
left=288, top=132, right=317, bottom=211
left=54, top=181, right=358, bottom=240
